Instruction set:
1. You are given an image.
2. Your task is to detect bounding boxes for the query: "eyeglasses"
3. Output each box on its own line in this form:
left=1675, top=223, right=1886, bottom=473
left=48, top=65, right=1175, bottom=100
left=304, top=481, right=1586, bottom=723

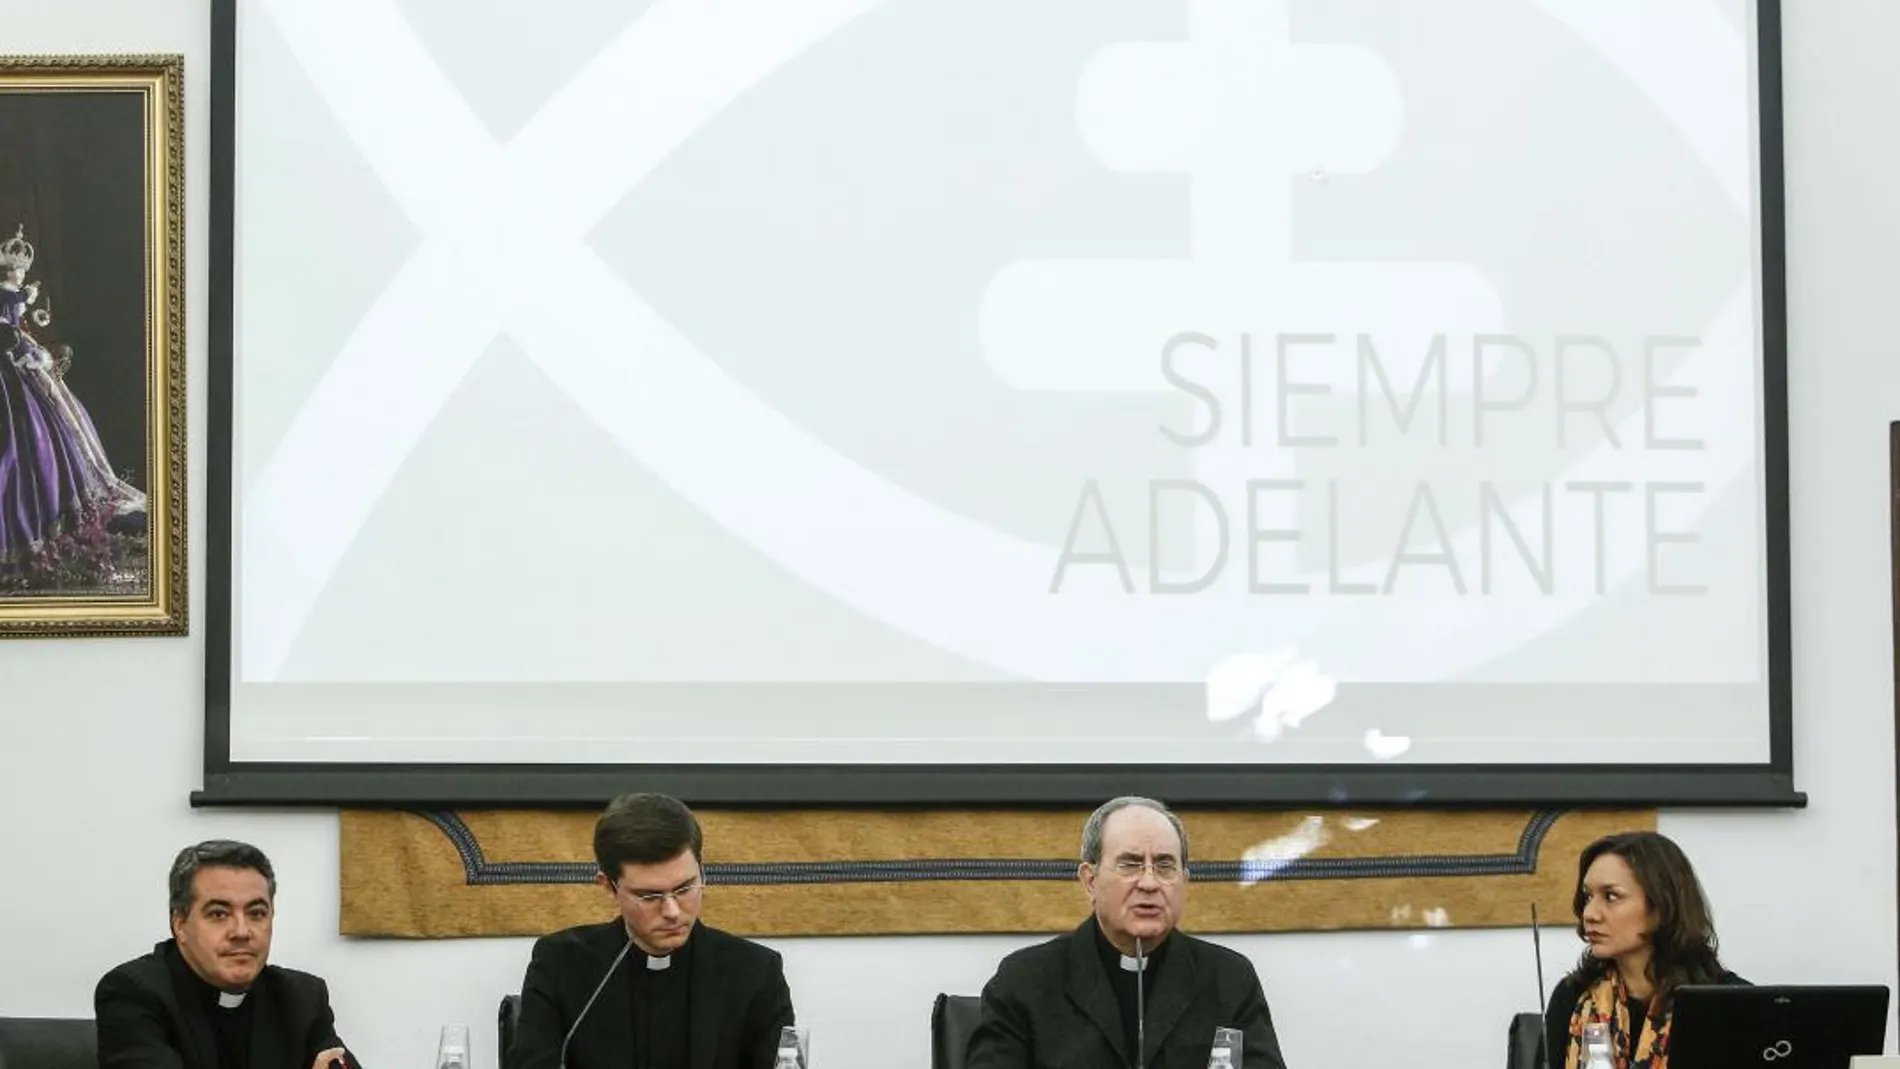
left=618, top=880, right=704, bottom=907
left=1107, top=857, right=1184, bottom=883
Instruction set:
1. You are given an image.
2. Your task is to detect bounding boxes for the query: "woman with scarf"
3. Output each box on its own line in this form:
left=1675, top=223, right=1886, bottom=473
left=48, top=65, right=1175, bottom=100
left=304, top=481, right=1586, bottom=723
left=1543, top=831, right=1746, bottom=1068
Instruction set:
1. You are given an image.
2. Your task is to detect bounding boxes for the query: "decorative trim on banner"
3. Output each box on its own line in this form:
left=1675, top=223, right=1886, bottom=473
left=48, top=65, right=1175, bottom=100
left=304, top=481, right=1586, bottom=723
left=411, top=809, right=1562, bottom=887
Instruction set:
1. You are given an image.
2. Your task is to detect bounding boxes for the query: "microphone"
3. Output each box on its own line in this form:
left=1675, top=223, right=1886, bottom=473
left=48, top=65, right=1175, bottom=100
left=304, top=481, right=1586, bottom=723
left=1134, top=936, right=1146, bottom=1069
left=559, top=935, right=634, bottom=1069
left=1530, top=902, right=1548, bottom=1010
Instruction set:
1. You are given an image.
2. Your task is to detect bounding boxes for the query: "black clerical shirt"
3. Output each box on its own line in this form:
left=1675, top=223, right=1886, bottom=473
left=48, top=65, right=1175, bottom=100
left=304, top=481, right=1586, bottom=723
left=624, top=934, right=696, bottom=1069
left=166, top=950, right=256, bottom=1069
left=1091, top=919, right=1170, bottom=1061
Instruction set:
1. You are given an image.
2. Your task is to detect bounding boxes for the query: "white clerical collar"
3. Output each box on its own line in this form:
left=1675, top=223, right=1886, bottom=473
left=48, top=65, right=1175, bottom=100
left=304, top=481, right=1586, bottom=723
left=217, top=991, right=248, bottom=1008
left=645, top=953, right=672, bottom=971
left=1119, top=954, right=1148, bottom=972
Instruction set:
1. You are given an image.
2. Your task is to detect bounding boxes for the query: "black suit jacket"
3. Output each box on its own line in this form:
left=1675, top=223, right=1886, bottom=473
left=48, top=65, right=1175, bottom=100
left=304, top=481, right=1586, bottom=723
left=94, top=940, right=353, bottom=1069
left=965, top=919, right=1289, bottom=1069
left=506, top=920, right=794, bottom=1069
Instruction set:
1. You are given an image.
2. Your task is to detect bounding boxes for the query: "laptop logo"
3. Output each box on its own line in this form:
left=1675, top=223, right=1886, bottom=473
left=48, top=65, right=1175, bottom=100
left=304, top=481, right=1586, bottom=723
left=1762, top=1039, right=1794, bottom=1061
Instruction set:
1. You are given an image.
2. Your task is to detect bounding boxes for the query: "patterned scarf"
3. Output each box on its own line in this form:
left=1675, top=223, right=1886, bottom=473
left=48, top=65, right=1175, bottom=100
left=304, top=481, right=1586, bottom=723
left=1564, top=969, right=1673, bottom=1069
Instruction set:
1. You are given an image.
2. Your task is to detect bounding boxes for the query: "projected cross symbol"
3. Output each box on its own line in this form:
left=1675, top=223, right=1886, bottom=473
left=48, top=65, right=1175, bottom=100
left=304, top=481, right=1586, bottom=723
left=980, top=0, right=1501, bottom=584
left=241, top=0, right=888, bottom=678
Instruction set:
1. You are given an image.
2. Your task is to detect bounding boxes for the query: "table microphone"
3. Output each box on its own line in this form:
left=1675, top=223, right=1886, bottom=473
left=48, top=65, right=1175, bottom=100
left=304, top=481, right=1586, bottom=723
left=560, top=936, right=634, bottom=1068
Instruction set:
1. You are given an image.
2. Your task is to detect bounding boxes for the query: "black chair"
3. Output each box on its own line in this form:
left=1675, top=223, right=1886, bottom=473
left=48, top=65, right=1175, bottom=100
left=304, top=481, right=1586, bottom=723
left=0, top=1017, right=98, bottom=1069
left=497, top=995, right=522, bottom=1069
left=930, top=994, right=982, bottom=1069
left=1506, top=1011, right=1546, bottom=1069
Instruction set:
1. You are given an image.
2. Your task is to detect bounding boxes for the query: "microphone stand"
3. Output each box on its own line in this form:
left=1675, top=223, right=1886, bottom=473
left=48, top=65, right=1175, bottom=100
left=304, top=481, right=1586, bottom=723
left=1531, top=902, right=1548, bottom=1010
left=1135, top=936, right=1146, bottom=1069
left=559, top=936, right=634, bottom=1069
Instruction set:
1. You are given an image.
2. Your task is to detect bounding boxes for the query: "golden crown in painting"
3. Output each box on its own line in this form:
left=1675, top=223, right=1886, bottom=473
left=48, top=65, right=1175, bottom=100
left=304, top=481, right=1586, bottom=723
left=0, top=225, right=33, bottom=274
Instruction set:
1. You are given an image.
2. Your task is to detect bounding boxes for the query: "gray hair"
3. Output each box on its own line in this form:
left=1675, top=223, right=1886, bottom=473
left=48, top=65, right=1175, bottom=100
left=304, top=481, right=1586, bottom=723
left=168, top=840, right=276, bottom=917
left=1080, top=796, right=1189, bottom=868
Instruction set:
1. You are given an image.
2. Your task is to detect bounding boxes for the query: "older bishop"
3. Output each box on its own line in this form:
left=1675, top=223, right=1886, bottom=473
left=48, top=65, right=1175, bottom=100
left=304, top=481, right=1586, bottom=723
left=964, top=796, right=1290, bottom=1069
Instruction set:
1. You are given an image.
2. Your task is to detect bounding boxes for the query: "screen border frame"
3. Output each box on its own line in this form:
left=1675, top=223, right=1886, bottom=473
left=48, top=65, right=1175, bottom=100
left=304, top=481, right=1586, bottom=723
left=195, top=0, right=1802, bottom=809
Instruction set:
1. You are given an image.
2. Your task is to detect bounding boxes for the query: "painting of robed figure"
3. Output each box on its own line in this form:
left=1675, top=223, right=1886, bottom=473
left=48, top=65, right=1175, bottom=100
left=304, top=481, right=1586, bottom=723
left=0, top=55, right=185, bottom=636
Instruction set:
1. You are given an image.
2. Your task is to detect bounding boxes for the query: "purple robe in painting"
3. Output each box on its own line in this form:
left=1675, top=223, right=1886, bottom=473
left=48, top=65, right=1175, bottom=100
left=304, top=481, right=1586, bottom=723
left=0, top=279, right=145, bottom=565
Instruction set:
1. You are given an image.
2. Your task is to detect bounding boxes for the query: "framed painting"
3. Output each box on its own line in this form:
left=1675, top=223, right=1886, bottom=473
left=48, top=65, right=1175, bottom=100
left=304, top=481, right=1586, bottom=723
left=0, top=55, right=185, bottom=636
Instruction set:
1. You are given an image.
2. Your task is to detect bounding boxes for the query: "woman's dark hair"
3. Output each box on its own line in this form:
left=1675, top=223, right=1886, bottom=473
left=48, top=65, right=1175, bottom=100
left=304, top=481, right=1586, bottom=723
left=593, top=792, right=703, bottom=879
left=1568, top=830, right=1724, bottom=1005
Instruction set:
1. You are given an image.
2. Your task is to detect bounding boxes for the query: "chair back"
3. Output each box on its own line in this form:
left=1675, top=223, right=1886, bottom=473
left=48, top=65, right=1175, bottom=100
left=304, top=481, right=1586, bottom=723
left=930, top=994, right=982, bottom=1069
left=497, top=994, right=522, bottom=1069
left=1506, top=1010, right=1546, bottom=1069
left=0, top=1017, right=97, bottom=1069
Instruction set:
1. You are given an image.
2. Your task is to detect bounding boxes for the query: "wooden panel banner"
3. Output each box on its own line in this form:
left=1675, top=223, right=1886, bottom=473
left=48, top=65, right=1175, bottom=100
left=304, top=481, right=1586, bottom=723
left=339, top=807, right=1652, bottom=939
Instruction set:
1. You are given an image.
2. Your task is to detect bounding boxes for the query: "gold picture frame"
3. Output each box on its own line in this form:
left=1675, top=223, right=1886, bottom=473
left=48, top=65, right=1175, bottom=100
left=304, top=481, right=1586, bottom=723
left=0, top=55, right=185, bottom=636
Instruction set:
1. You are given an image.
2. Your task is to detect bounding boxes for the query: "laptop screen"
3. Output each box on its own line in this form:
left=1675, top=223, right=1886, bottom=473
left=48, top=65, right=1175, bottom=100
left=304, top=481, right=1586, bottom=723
left=1666, top=984, right=1889, bottom=1069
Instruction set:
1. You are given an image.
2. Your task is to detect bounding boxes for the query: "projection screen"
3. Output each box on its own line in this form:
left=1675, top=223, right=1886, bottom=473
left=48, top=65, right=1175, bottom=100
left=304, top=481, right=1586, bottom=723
left=199, top=0, right=1798, bottom=806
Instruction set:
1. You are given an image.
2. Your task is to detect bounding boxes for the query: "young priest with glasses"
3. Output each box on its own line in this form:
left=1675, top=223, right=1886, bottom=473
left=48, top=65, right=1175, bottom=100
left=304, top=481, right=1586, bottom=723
left=506, top=793, right=796, bottom=1069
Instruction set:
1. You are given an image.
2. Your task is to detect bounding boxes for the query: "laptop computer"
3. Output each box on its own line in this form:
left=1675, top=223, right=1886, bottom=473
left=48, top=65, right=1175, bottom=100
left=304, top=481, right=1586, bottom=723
left=1667, top=984, right=1890, bottom=1068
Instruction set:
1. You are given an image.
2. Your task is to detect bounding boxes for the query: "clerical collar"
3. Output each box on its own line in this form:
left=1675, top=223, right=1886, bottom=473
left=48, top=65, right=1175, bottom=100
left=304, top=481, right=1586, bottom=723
left=169, top=942, right=254, bottom=1012
left=624, top=922, right=696, bottom=972
left=1092, top=916, right=1168, bottom=977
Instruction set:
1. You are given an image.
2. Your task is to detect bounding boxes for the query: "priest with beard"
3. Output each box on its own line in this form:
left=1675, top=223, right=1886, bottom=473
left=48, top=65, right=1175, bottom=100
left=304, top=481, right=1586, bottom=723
left=964, top=797, right=1290, bottom=1069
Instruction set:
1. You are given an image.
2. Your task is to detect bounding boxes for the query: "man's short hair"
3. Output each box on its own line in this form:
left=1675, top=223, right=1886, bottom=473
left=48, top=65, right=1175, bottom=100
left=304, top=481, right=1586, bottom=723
left=1080, top=796, right=1190, bottom=868
left=593, top=792, right=705, bottom=878
left=168, top=840, right=277, bottom=917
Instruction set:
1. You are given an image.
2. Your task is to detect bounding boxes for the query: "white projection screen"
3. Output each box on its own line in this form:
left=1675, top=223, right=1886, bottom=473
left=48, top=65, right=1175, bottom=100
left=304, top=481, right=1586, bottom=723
left=199, top=0, right=1799, bottom=807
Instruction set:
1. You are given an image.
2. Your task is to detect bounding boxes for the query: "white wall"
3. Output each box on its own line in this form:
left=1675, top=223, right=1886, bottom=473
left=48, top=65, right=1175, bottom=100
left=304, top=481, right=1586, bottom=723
left=2, top=2, right=1896, bottom=1067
